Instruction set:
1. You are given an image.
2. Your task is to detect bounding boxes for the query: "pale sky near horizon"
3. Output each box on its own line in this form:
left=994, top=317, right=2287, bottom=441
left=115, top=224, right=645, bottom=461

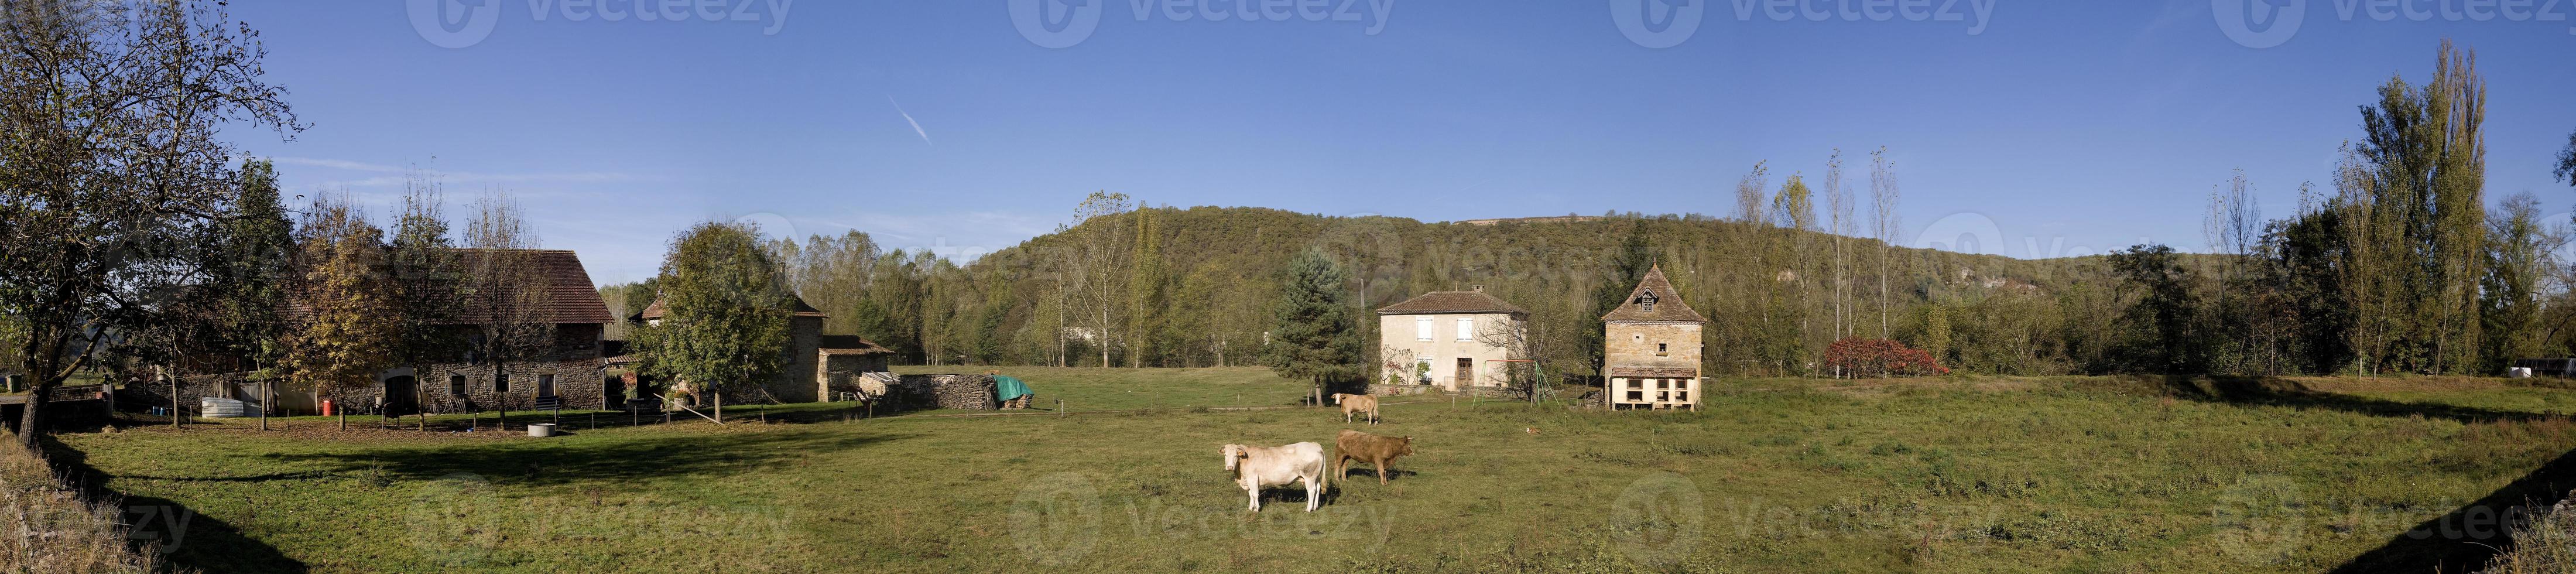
left=217, top=1, right=2576, bottom=285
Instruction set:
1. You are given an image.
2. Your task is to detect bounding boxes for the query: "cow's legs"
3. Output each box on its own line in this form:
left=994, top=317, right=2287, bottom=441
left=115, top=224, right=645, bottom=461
left=1376, top=459, right=1391, bottom=484
left=1305, top=476, right=1320, bottom=511
left=1246, top=486, right=1261, bottom=511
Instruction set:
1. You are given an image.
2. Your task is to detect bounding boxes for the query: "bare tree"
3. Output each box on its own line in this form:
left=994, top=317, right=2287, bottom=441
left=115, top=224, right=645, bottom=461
left=1474, top=317, right=1546, bottom=404
left=1869, top=148, right=1902, bottom=339
left=462, top=192, right=554, bottom=428
left=1069, top=192, right=1133, bottom=367
left=1824, top=150, right=1854, bottom=366
left=1734, top=161, right=1772, bottom=226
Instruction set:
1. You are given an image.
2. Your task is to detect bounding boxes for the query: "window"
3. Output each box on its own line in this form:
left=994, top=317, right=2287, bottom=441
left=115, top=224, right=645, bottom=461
left=1456, top=318, right=1474, bottom=341
left=1657, top=343, right=1669, bottom=357
left=1626, top=378, right=1641, bottom=390
left=1626, top=391, right=1643, bottom=401
left=1656, top=378, right=1669, bottom=389
left=1415, top=317, right=1433, bottom=341
left=537, top=374, right=556, bottom=398
left=448, top=375, right=466, bottom=396
left=495, top=372, right=511, bottom=394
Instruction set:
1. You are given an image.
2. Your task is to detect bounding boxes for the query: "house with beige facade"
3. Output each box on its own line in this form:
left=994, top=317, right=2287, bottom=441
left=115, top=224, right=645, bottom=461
left=1604, top=265, right=1705, bottom=410
left=1375, top=287, right=1528, bottom=392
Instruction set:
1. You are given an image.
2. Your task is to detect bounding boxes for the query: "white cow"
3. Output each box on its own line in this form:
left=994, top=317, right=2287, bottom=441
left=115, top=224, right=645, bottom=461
left=1220, top=442, right=1327, bottom=512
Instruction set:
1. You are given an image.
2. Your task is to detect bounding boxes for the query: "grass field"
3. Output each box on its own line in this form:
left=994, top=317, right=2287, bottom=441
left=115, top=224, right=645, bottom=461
left=40, top=368, right=2576, bottom=573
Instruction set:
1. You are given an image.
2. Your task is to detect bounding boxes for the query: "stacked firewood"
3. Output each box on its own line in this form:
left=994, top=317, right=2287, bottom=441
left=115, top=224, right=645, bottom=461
left=927, top=374, right=996, bottom=410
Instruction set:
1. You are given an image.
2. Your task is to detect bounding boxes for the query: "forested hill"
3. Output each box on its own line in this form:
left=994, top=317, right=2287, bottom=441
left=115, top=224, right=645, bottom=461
left=739, top=204, right=2122, bottom=378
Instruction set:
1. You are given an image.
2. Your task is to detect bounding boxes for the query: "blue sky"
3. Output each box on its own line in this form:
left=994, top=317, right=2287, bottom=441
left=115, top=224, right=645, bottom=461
left=220, top=1, right=2576, bottom=284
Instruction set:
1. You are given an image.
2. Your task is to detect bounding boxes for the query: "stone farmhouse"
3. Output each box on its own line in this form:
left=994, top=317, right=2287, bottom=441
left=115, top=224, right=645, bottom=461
left=1374, top=287, right=1529, bottom=392
left=635, top=296, right=896, bottom=404
left=252, top=249, right=619, bottom=415
left=1603, top=265, right=1705, bottom=410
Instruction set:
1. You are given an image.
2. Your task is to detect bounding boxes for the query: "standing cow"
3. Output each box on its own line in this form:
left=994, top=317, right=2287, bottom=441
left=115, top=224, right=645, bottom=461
left=1334, top=430, right=1415, bottom=485
left=1220, top=442, right=1327, bottom=511
left=1331, top=392, right=1380, bottom=425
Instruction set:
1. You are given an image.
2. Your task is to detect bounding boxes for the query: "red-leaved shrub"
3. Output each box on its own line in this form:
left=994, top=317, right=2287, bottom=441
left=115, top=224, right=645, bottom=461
left=1824, top=337, right=1950, bottom=377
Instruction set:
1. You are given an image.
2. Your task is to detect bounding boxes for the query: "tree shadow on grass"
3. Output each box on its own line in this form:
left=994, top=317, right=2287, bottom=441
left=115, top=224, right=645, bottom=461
left=263, top=428, right=922, bottom=487
left=2328, top=446, right=2576, bottom=573
left=2137, top=375, right=2556, bottom=423
left=39, top=436, right=309, bottom=573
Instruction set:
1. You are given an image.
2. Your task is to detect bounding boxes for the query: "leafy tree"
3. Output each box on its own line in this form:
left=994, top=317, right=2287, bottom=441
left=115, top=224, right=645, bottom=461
left=1265, top=248, right=1362, bottom=402
left=2480, top=193, right=2556, bottom=372
left=632, top=221, right=793, bottom=421
left=2556, top=128, right=2574, bottom=187
left=2354, top=39, right=2486, bottom=374
left=2107, top=244, right=2207, bottom=374
left=1581, top=226, right=1654, bottom=380
left=277, top=196, right=400, bottom=429
left=0, top=0, right=297, bottom=447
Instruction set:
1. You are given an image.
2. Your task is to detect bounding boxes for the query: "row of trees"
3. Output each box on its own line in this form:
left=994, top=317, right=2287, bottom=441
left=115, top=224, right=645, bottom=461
left=2101, top=41, right=2576, bottom=377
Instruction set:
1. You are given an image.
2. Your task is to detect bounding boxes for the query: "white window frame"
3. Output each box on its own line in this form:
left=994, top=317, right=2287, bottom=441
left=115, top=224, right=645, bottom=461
left=1415, top=317, right=1434, bottom=341
left=1455, top=318, right=1475, bottom=341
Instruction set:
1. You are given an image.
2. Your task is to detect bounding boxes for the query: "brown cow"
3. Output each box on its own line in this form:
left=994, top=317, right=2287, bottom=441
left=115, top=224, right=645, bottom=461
left=1331, top=392, right=1379, bottom=425
left=1334, top=430, right=1414, bottom=485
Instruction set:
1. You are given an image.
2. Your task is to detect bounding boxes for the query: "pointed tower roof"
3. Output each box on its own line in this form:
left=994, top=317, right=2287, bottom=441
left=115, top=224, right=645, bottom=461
left=1601, top=265, right=1706, bottom=323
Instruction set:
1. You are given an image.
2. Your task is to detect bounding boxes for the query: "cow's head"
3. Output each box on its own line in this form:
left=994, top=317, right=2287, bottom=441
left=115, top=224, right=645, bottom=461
left=1220, top=444, right=1245, bottom=471
left=1331, top=393, right=1348, bottom=405
left=1400, top=437, right=1415, bottom=457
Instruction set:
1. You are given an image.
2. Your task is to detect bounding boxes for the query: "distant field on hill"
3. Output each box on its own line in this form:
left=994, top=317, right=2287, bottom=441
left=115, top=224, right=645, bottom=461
left=44, top=369, right=2576, bottom=573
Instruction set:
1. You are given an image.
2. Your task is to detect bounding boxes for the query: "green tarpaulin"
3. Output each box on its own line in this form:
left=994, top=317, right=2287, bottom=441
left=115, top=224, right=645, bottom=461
left=994, top=375, right=1032, bottom=401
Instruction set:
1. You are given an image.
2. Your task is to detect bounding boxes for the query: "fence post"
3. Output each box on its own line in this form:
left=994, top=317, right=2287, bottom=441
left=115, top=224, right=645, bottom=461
left=1057, top=399, right=1065, bottom=417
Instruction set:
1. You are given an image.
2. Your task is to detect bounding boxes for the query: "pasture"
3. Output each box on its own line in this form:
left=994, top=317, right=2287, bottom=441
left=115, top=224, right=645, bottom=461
left=41, top=368, right=2576, bottom=573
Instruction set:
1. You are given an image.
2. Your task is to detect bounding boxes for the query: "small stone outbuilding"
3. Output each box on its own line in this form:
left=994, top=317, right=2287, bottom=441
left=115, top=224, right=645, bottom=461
left=1603, top=265, right=1706, bottom=411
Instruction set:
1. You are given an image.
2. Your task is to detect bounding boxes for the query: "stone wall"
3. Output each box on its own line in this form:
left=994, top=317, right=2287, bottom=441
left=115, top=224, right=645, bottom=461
left=1605, top=322, right=1704, bottom=373
left=764, top=316, right=825, bottom=404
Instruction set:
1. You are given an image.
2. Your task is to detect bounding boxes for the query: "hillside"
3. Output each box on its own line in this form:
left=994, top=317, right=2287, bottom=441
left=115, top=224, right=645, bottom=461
left=908, top=206, right=2116, bottom=378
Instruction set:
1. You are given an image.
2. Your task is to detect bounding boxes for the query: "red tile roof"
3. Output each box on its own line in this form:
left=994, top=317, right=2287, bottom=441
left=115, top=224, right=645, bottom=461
left=1601, top=265, right=1707, bottom=323
left=282, top=248, right=614, bottom=325
left=636, top=296, right=828, bottom=321
left=1376, top=289, right=1529, bottom=316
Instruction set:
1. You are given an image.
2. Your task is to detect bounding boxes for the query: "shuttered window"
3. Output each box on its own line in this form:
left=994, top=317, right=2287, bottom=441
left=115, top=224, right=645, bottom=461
left=1456, top=318, right=1474, bottom=341
left=1415, top=317, right=1433, bottom=341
